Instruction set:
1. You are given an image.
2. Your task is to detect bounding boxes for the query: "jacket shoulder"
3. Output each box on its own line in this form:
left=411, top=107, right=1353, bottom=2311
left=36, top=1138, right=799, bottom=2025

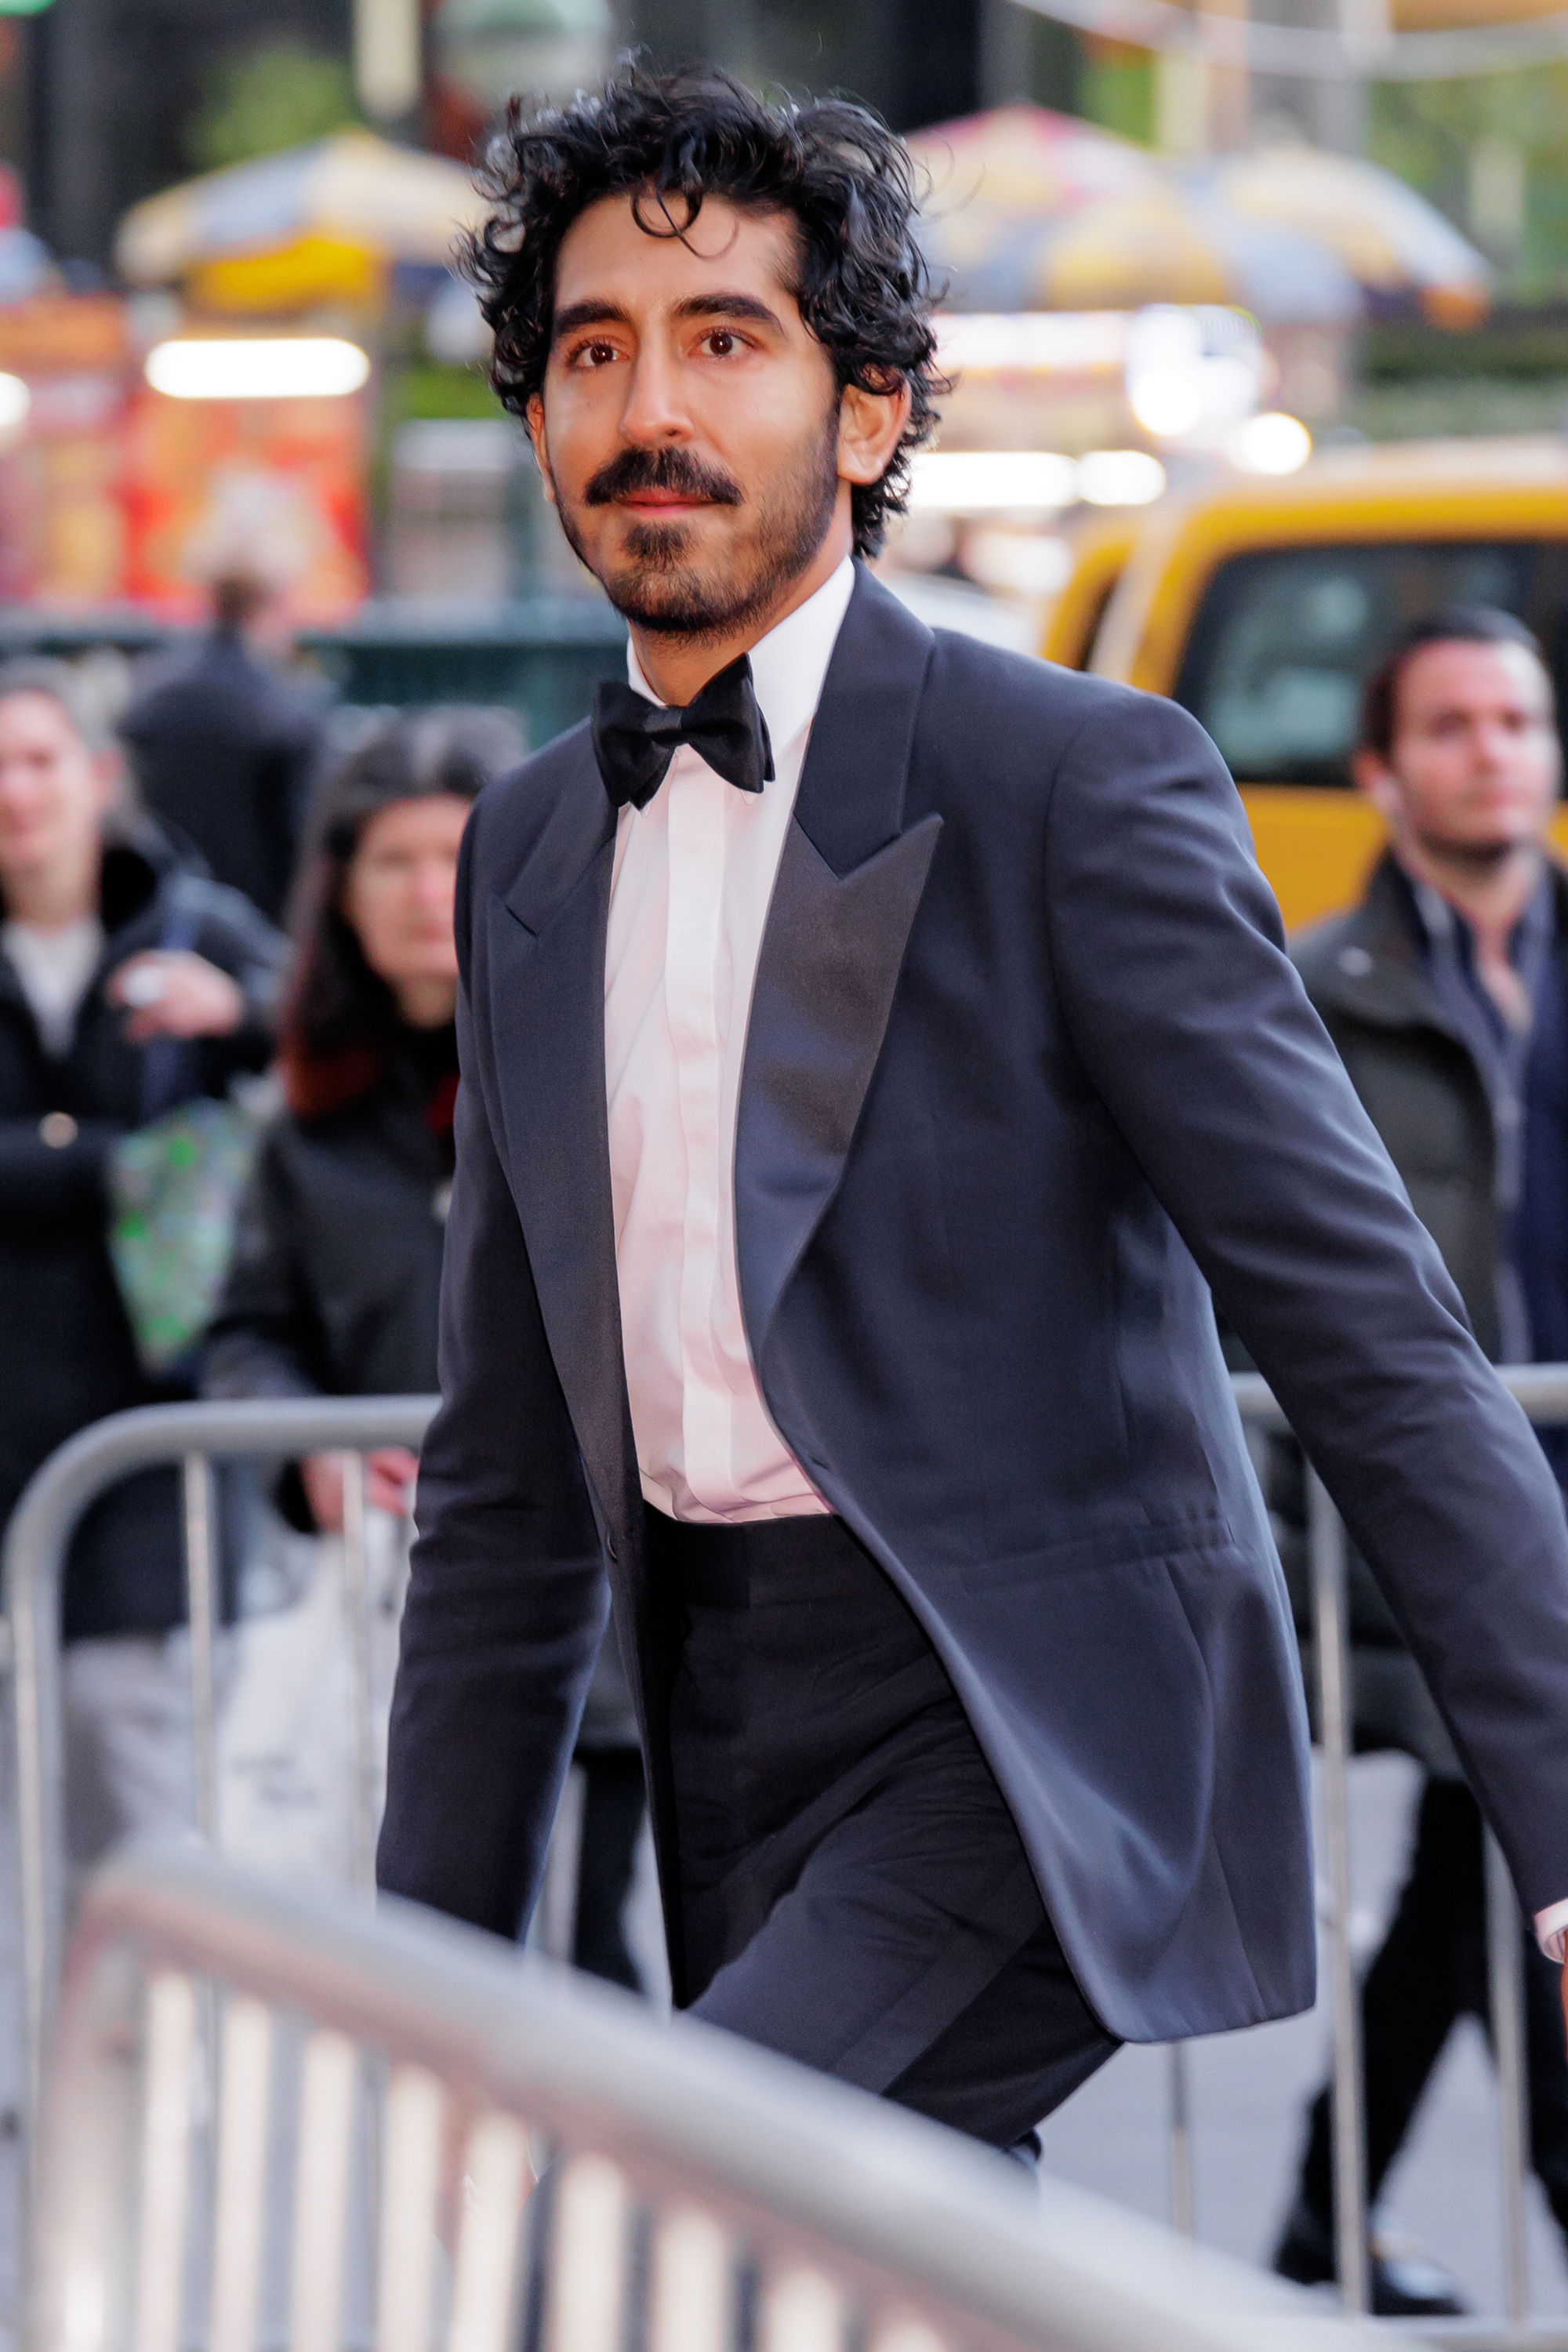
left=924, top=630, right=1220, bottom=765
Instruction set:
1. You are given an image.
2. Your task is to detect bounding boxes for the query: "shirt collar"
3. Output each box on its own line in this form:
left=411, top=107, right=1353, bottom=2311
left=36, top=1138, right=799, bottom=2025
left=625, top=555, right=856, bottom=756
left=1396, top=858, right=1556, bottom=975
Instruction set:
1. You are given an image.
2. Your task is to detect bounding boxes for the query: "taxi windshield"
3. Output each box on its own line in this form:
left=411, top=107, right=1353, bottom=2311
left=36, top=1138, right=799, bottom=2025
left=1174, top=539, right=1568, bottom=785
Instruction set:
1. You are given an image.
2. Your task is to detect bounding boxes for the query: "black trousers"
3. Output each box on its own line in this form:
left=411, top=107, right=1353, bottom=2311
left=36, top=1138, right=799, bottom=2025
left=1298, top=1778, right=1568, bottom=2240
left=572, top=1747, right=648, bottom=1992
left=648, top=1507, right=1119, bottom=2151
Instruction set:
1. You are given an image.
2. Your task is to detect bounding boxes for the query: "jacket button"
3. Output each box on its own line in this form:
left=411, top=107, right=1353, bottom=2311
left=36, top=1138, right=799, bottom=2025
left=1338, top=946, right=1373, bottom=976
left=38, top=1112, right=78, bottom=1148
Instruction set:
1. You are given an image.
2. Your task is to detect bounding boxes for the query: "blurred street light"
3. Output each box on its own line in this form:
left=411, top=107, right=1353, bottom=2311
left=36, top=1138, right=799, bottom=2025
left=1077, top=450, right=1167, bottom=506
left=1229, top=412, right=1312, bottom=474
left=0, top=373, right=29, bottom=431
left=910, top=451, right=1079, bottom=514
left=145, top=339, right=371, bottom=401
left=1126, top=307, right=1262, bottom=445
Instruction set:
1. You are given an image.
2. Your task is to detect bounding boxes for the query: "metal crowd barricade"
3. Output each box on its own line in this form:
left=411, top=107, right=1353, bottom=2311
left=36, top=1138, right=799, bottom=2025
left=1220, top=1365, right=1568, bottom=2328
left=34, top=1839, right=1392, bottom=2352
left=1, top=1395, right=437, bottom=2205
left=9, top=1374, right=1568, bottom=2336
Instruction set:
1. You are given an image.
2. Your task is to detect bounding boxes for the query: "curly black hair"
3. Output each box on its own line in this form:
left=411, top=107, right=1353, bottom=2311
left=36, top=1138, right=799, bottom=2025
left=464, top=62, right=946, bottom=559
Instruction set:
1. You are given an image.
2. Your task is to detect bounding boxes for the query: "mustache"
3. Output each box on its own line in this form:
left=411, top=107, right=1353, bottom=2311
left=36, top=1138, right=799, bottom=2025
left=583, top=446, right=743, bottom=509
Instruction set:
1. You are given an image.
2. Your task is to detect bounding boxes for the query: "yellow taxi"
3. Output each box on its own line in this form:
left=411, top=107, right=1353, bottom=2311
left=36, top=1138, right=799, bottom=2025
left=1044, top=437, right=1568, bottom=927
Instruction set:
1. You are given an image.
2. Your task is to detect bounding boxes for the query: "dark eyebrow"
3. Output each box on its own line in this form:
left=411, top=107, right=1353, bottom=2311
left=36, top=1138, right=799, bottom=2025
left=671, top=292, right=786, bottom=332
left=551, top=299, right=633, bottom=344
left=550, top=291, right=787, bottom=347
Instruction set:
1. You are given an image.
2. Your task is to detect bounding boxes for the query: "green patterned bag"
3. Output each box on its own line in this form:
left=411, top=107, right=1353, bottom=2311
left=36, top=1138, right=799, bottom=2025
left=107, top=1083, right=270, bottom=1374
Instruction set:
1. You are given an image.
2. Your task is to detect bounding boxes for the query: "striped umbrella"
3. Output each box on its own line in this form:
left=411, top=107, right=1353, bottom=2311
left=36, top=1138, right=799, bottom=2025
left=116, top=130, right=485, bottom=312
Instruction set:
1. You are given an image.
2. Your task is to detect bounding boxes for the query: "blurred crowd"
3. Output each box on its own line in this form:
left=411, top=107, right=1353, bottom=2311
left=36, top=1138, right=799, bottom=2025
left=0, top=579, right=648, bottom=1994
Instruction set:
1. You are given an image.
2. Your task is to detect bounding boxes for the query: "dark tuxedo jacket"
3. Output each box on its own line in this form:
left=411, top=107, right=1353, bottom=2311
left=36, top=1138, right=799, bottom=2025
left=378, top=566, right=1568, bottom=2044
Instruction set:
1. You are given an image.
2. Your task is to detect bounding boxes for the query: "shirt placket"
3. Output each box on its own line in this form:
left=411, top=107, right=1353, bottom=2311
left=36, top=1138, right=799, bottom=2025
left=663, top=753, right=735, bottom=1508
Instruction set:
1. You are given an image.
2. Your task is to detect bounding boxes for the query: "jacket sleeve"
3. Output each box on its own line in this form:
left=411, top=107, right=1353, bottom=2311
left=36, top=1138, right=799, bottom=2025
left=188, top=882, right=288, bottom=1082
left=1044, top=685, right=1568, bottom=1920
left=0, top=1116, right=120, bottom=1225
left=376, top=818, right=608, bottom=1940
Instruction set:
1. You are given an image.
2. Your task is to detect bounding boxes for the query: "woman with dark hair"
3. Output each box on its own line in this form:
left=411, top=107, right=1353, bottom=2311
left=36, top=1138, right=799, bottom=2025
left=205, top=705, right=650, bottom=1991
left=207, top=707, right=514, bottom=1528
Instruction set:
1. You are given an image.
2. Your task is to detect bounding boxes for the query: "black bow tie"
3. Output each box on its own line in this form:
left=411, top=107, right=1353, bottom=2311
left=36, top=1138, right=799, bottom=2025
left=592, top=652, right=775, bottom=813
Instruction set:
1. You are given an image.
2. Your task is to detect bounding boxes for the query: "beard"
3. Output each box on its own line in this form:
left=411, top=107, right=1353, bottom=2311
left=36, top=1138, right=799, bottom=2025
left=552, top=415, right=841, bottom=643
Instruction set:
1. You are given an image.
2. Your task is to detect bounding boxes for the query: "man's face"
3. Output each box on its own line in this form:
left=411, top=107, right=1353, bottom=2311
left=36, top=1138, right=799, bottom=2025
left=1356, top=640, right=1560, bottom=861
left=0, top=691, right=114, bottom=905
left=528, top=193, right=847, bottom=638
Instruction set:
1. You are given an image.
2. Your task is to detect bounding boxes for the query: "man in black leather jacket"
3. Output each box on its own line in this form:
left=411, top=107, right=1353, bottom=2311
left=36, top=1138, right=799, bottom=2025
left=1275, top=606, right=1568, bottom=2310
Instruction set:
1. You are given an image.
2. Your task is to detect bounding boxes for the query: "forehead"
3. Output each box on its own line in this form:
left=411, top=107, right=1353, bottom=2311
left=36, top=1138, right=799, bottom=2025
left=358, top=793, right=470, bottom=852
left=551, top=191, right=800, bottom=319
left=1399, top=637, right=1552, bottom=713
left=0, top=691, right=82, bottom=750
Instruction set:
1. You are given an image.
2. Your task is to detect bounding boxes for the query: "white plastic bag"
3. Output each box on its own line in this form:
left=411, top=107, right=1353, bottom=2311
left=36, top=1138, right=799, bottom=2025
left=216, top=1507, right=410, bottom=1887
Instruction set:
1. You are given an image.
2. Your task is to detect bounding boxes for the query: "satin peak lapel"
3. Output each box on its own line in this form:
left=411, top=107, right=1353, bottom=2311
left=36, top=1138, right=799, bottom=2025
left=736, top=568, right=942, bottom=1356
left=484, top=743, right=638, bottom=1551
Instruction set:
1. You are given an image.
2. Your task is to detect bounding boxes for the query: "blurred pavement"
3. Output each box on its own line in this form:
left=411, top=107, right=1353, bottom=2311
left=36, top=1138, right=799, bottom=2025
left=1038, top=1752, right=1568, bottom=2319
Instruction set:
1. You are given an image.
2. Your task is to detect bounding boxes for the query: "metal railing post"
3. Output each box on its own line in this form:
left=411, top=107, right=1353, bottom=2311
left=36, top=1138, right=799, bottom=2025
left=1307, top=1468, right=1368, bottom=2318
left=339, top=1452, right=377, bottom=1898
left=182, top=1453, right=219, bottom=1845
left=1166, top=2045, right=1195, bottom=2240
left=1485, top=1829, right=1531, bottom=2325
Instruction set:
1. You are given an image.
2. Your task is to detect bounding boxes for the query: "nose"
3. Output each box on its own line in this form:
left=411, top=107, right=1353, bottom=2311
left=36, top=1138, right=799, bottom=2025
left=617, top=338, right=691, bottom=448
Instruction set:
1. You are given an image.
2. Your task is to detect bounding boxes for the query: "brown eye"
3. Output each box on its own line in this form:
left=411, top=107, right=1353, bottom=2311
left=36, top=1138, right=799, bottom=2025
left=704, top=330, right=738, bottom=358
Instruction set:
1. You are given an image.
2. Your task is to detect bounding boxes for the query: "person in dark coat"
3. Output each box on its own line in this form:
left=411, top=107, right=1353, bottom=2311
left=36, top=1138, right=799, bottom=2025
left=0, top=655, right=285, bottom=1864
left=119, top=575, right=328, bottom=927
left=204, top=708, right=650, bottom=1990
left=1273, top=607, right=1568, bottom=2309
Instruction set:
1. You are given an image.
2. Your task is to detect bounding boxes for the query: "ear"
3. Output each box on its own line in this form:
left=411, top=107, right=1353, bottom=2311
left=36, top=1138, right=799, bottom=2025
left=1352, top=746, right=1402, bottom=826
left=837, top=378, right=912, bottom=490
left=525, top=394, right=557, bottom=506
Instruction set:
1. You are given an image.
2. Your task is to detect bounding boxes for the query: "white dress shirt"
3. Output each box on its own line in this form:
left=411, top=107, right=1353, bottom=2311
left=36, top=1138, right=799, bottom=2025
left=604, top=556, right=855, bottom=1523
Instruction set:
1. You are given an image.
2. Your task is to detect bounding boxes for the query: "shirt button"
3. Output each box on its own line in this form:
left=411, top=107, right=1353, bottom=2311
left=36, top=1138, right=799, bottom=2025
left=38, top=1111, right=78, bottom=1148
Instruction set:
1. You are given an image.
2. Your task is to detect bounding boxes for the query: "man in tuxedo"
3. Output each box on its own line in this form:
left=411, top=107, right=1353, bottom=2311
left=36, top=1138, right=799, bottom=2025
left=379, top=64, right=1568, bottom=2158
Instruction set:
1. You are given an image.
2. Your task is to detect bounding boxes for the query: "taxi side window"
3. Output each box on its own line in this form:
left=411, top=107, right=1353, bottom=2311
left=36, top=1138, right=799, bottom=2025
left=1174, top=541, right=1568, bottom=786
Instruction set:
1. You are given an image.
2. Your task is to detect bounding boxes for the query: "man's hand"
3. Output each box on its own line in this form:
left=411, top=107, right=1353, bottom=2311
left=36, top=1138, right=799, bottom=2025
left=109, top=949, right=245, bottom=1041
left=301, top=1446, right=420, bottom=1533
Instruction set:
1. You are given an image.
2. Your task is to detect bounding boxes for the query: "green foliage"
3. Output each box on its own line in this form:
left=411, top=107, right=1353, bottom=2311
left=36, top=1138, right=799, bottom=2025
left=394, top=363, right=506, bottom=423
left=1369, top=65, right=1568, bottom=304
left=1078, top=45, right=1155, bottom=145
left=186, top=40, right=359, bottom=173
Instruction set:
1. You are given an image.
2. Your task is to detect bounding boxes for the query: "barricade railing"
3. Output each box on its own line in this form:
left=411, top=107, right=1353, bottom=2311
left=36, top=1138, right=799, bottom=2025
left=35, top=1838, right=1391, bottom=2352
left=7, top=1376, right=1568, bottom=2334
left=1226, top=1366, right=1568, bottom=2330
left=1, top=1395, right=437, bottom=2206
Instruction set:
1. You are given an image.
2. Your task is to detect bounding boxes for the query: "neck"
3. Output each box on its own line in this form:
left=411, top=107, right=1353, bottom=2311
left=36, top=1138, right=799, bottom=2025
left=394, top=976, right=457, bottom=1029
left=629, top=515, right=851, bottom=707
left=3, top=845, right=100, bottom=932
left=1396, top=831, right=1545, bottom=961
